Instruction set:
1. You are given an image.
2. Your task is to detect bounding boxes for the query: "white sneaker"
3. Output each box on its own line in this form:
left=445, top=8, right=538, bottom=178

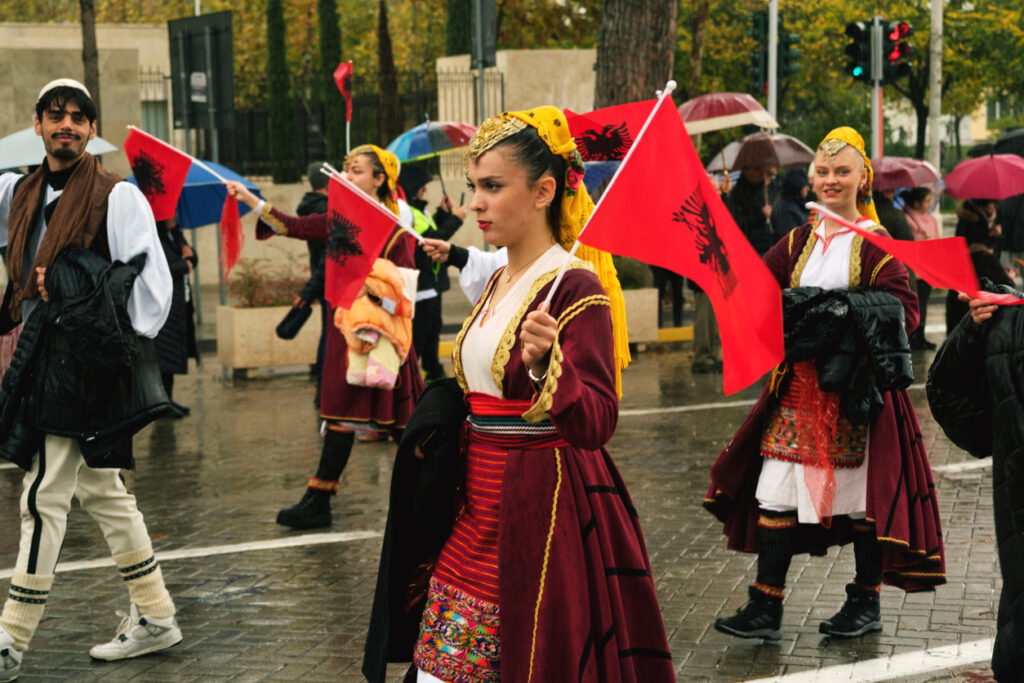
left=0, top=626, right=21, bottom=682
left=88, top=603, right=182, bottom=661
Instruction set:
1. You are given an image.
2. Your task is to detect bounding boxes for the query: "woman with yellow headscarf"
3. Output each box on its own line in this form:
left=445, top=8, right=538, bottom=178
left=363, top=107, right=672, bottom=683
left=704, top=126, right=945, bottom=642
left=225, top=144, right=424, bottom=530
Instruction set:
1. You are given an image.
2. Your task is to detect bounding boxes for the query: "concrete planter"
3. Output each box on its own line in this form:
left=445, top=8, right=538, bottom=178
left=622, top=287, right=658, bottom=343
left=216, top=304, right=321, bottom=370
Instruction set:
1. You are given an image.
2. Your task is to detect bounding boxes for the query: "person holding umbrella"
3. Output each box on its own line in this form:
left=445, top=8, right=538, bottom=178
left=707, top=126, right=944, bottom=642
left=225, top=144, right=424, bottom=531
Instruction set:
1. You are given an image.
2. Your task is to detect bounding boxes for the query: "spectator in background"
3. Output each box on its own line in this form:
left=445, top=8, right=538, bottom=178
left=947, top=198, right=1008, bottom=333
left=873, top=189, right=914, bottom=242
left=903, top=187, right=940, bottom=350
left=154, top=219, right=198, bottom=417
left=651, top=265, right=684, bottom=328
left=727, top=164, right=778, bottom=256
left=770, top=167, right=811, bottom=244
left=398, top=164, right=466, bottom=383
left=295, top=162, right=329, bottom=401
left=691, top=173, right=732, bottom=374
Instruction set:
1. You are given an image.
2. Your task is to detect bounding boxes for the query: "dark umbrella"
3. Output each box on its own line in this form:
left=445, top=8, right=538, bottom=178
left=731, top=132, right=815, bottom=169
left=944, top=154, right=1024, bottom=200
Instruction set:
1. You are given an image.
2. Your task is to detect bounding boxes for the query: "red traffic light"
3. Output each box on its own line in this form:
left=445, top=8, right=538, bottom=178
left=887, top=21, right=912, bottom=41
left=887, top=42, right=912, bottom=61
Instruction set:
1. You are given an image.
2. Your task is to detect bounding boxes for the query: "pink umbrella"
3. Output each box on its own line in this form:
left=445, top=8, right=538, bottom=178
left=944, top=154, right=1024, bottom=200
left=677, top=92, right=779, bottom=135
left=871, top=156, right=941, bottom=192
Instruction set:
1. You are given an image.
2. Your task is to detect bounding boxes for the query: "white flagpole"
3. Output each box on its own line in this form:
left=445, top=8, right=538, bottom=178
left=542, top=80, right=678, bottom=307
left=320, top=163, right=422, bottom=242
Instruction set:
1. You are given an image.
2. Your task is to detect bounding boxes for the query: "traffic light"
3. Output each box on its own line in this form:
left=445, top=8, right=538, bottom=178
left=882, top=20, right=913, bottom=83
left=845, top=21, right=871, bottom=83
left=778, top=15, right=802, bottom=78
left=749, top=11, right=768, bottom=95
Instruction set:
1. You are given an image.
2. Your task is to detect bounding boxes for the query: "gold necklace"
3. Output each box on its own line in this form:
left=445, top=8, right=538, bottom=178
left=503, top=249, right=549, bottom=283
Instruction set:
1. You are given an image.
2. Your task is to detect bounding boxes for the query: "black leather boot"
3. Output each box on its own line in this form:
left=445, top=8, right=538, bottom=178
left=276, top=488, right=332, bottom=530
left=819, top=582, right=882, bottom=637
left=714, top=585, right=783, bottom=641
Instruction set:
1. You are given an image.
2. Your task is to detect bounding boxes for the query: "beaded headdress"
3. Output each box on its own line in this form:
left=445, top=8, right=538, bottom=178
left=817, top=127, right=880, bottom=225
left=346, top=144, right=400, bottom=216
left=467, top=106, right=631, bottom=395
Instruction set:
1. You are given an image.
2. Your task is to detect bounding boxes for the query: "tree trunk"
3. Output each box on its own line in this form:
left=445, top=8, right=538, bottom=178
left=79, top=0, right=101, bottom=134
left=594, top=0, right=678, bottom=108
left=267, top=0, right=298, bottom=182
left=377, top=0, right=402, bottom=145
left=686, top=0, right=710, bottom=101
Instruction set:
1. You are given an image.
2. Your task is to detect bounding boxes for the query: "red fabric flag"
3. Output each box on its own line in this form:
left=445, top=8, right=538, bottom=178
left=219, top=195, right=243, bottom=280
left=324, top=175, right=399, bottom=310
left=333, top=60, right=353, bottom=123
left=578, top=96, right=785, bottom=394
left=124, top=127, right=192, bottom=222
left=810, top=202, right=1024, bottom=306
left=565, top=100, right=655, bottom=161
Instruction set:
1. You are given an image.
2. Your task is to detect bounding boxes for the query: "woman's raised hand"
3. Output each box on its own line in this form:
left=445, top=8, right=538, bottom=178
left=224, top=180, right=260, bottom=210
left=520, top=301, right=557, bottom=381
left=421, top=238, right=451, bottom=263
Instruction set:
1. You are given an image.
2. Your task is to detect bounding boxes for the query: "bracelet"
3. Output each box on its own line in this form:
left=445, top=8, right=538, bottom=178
left=527, top=366, right=547, bottom=383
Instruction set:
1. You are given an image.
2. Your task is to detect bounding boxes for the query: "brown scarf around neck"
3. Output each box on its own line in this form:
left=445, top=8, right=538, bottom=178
left=5, top=154, right=121, bottom=321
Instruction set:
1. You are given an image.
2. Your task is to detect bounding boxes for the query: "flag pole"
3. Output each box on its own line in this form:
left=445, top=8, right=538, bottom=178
left=542, top=80, right=678, bottom=307
left=320, top=163, right=423, bottom=243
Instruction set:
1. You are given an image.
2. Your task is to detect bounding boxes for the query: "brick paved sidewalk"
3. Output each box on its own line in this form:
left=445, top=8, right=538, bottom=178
left=0, top=346, right=1000, bottom=681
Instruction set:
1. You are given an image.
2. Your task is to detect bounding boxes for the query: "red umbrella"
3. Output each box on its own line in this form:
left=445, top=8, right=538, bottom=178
left=677, top=92, right=779, bottom=135
left=944, top=154, right=1024, bottom=200
left=871, top=156, right=941, bottom=192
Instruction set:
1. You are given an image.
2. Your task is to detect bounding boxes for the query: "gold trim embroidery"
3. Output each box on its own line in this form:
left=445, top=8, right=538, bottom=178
left=522, top=337, right=563, bottom=422
left=849, top=234, right=864, bottom=287
left=556, top=294, right=609, bottom=333
left=791, top=231, right=818, bottom=286
left=451, top=274, right=500, bottom=392
left=260, top=203, right=288, bottom=235
left=525, top=446, right=562, bottom=683
left=869, top=254, right=893, bottom=286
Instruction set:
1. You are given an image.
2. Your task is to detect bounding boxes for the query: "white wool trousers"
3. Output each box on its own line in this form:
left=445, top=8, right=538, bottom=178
left=17, top=434, right=152, bottom=575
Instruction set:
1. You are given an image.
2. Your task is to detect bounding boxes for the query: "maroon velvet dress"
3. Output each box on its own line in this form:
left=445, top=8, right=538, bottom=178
left=413, top=258, right=675, bottom=683
left=704, top=222, right=946, bottom=591
left=255, top=204, right=423, bottom=430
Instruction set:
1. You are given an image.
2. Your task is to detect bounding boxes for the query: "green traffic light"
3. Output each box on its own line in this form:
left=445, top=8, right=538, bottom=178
left=852, top=65, right=864, bottom=77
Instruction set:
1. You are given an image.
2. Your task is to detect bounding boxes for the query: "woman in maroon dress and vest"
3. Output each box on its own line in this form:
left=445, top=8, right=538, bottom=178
left=705, top=127, right=945, bottom=642
left=365, top=107, right=675, bottom=682
left=226, top=145, right=423, bottom=530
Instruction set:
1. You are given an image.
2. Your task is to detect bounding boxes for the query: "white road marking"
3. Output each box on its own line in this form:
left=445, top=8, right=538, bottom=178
left=932, top=459, right=992, bottom=473
left=620, top=384, right=926, bottom=417
left=761, top=637, right=992, bottom=682
left=0, top=530, right=382, bottom=580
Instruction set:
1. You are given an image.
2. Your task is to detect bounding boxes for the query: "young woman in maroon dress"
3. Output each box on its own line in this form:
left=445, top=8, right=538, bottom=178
left=705, top=127, right=945, bottom=642
left=225, top=145, right=423, bottom=530
left=381, top=107, right=675, bottom=683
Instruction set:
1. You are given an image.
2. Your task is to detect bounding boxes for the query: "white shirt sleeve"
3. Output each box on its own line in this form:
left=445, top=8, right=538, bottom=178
left=105, top=182, right=172, bottom=338
left=0, top=172, right=24, bottom=250
left=458, top=246, right=508, bottom=304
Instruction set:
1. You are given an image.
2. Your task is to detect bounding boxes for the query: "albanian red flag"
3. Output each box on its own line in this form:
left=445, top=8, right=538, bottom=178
left=219, top=195, right=243, bottom=280
left=810, top=202, right=1024, bottom=306
left=124, top=127, right=192, bottom=222
left=566, top=100, right=655, bottom=161
left=578, top=96, right=784, bottom=394
left=333, top=60, right=353, bottom=122
left=325, top=175, right=399, bottom=310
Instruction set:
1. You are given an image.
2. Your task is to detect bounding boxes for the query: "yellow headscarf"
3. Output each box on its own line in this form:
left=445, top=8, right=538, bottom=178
left=816, top=127, right=881, bottom=225
left=468, top=106, right=630, bottom=395
left=346, top=144, right=400, bottom=216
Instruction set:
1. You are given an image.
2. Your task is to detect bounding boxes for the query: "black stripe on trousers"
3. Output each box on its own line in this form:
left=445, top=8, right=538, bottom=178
left=26, top=440, right=47, bottom=574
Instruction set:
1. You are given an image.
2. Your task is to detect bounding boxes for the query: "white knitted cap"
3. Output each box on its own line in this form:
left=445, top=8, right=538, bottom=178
left=37, top=78, right=91, bottom=101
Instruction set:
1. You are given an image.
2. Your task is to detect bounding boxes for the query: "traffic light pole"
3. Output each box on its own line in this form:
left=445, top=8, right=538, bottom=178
left=871, top=15, right=883, bottom=158
left=768, top=0, right=778, bottom=119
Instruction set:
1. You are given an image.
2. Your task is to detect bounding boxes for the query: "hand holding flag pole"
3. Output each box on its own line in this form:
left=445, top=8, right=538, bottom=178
left=319, top=163, right=424, bottom=244
left=807, top=201, right=1024, bottom=306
